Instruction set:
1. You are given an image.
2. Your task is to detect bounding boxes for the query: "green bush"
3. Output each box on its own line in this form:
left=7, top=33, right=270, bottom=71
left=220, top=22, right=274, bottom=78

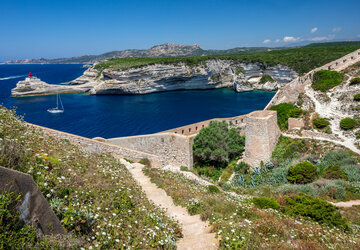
left=194, top=165, right=222, bottom=182
left=350, top=77, right=360, bottom=85
left=186, top=199, right=202, bottom=215
left=341, top=165, right=360, bottom=182
left=180, top=166, right=189, bottom=171
left=283, top=193, right=351, bottom=231
left=193, top=121, right=245, bottom=167
left=312, top=70, right=343, bottom=92
left=0, top=192, right=38, bottom=249
left=253, top=197, right=280, bottom=210
left=271, top=136, right=307, bottom=164
left=139, top=158, right=151, bottom=166
left=270, top=103, right=304, bottom=130
left=313, top=118, right=330, bottom=129
left=234, top=161, right=251, bottom=174
left=287, top=161, right=318, bottom=184
left=322, top=165, right=348, bottom=180
left=318, top=151, right=358, bottom=169
left=340, top=117, right=356, bottom=130
left=259, top=74, right=275, bottom=84
left=207, top=185, right=221, bottom=193
left=354, top=93, right=360, bottom=101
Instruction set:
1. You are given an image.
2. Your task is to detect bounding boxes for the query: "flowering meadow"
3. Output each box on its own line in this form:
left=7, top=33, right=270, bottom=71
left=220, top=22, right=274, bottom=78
left=0, top=106, right=181, bottom=248
left=143, top=166, right=360, bottom=249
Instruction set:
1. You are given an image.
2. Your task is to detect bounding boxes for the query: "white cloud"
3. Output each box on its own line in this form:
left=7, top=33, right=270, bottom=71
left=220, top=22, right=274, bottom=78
left=283, top=36, right=300, bottom=42
left=310, top=27, right=318, bottom=33
left=308, top=34, right=335, bottom=42
left=275, top=39, right=281, bottom=43
left=332, top=27, right=341, bottom=32
left=263, top=39, right=271, bottom=44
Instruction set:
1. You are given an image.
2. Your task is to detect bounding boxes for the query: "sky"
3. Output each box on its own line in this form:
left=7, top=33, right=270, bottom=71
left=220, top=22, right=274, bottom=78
left=1, top=0, right=360, bottom=61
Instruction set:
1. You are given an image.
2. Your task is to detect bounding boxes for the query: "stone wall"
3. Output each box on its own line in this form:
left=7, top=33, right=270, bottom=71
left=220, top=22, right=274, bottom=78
left=28, top=123, right=162, bottom=166
left=0, top=166, right=65, bottom=235
left=164, top=114, right=247, bottom=136
left=106, top=133, right=194, bottom=169
left=243, top=110, right=280, bottom=167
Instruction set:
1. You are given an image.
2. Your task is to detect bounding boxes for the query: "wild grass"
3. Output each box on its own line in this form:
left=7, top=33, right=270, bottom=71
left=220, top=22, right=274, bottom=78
left=143, top=166, right=360, bottom=249
left=0, top=106, right=181, bottom=248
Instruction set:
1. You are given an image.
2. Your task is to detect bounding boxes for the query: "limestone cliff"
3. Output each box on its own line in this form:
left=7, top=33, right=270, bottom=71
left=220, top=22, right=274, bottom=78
left=11, top=60, right=297, bottom=96
left=78, top=60, right=297, bottom=95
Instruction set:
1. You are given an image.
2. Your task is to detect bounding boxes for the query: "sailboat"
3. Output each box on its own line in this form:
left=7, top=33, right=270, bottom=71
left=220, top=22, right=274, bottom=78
left=47, top=94, right=64, bottom=113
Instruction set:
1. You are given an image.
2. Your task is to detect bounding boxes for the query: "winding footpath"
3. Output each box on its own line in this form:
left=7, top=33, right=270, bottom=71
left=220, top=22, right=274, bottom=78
left=121, top=160, right=218, bottom=250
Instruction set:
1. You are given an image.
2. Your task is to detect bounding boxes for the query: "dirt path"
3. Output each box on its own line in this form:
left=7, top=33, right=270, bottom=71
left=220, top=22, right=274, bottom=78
left=331, top=200, right=360, bottom=208
left=128, top=162, right=218, bottom=250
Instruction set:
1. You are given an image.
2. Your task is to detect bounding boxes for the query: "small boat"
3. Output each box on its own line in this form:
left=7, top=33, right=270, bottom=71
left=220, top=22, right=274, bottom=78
left=48, top=94, right=64, bottom=113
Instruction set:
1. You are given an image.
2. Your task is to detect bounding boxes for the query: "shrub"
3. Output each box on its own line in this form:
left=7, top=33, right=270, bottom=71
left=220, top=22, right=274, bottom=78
left=319, top=183, right=346, bottom=200
left=207, top=185, right=220, bottom=193
left=312, top=70, right=343, bottom=92
left=354, top=93, right=360, bottom=101
left=318, top=151, right=357, bottom=169
left=283, top=193, right=351, bottom=231
left=340, top=117, right=356, bottom=130
left=193, top=121, right=245, bottom=167
left=322, top=165, right=348, bottom=180
left=350, top=77, right=360, bottom=85
left=139, top=158, right=151, bottom=166
left=186, top=199, right=202, bottom=215
left=341, top=165, right=360, bottom=182
left=277, top=184, right=316, bottom=197
left=194, top=165, right=222, bottom=182
left=180, top=166, right=189, bottom=171
left=287, top=161, right=318, bottom=184
left=234, top=161, right=251, bottom=174
left=0, top=192, right=38, bottom=249
left=272, top=136, right=307, bottom=164
left=253, top=197, right=280, bottom=210
left=313, top=118, right=330, bottom=129
left=270, top=103, right=304, bottom=130
left=259, top=74, right=275, bottom=84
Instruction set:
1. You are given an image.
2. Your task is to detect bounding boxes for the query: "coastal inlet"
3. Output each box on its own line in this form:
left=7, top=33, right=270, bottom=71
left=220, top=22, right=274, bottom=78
left=1, top=64, right=274, bottom=138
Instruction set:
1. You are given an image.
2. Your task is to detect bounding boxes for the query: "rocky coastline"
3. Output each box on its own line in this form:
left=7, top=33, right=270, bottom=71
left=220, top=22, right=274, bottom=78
left=11, top=59, right=297, bottom=97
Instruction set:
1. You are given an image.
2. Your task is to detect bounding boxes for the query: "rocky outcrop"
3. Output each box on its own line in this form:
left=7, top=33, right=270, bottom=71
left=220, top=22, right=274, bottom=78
left=11, top=70, right=98, bottom=97
left=86, top=60, right=297, bottom=95
left=12, top=60, right=297, bottom=96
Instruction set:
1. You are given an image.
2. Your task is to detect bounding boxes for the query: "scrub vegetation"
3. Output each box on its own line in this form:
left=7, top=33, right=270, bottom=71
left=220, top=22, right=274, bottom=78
left=95, top=42, right=360, bottom=74
left=0, top=106, right=181, bottom=248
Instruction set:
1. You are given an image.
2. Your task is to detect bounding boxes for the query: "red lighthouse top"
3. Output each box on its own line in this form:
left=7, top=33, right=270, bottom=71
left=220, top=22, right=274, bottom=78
left=28, top=72, right=32, bottom=78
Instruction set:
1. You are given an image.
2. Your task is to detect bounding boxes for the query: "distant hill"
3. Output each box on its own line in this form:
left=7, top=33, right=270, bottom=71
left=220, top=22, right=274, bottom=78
left=1, top=43, right=279, bottom=64
left=2, top=41, right=360, bottom=65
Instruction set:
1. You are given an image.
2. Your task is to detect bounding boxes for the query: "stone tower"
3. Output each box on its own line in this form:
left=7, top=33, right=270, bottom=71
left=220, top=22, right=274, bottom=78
left=243, top=110, right=280, bottom=167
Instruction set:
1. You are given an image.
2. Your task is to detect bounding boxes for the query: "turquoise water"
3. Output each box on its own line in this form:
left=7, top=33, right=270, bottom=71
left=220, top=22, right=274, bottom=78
left=0, top=64, right=275, bottom=138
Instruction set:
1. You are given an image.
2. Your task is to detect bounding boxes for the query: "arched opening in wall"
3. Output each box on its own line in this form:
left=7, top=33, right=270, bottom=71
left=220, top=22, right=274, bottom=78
left=336, top=62, right=338, bottom=66
left=343, top=59, right=347, bottom=63
left=241, top=119, right=243, bottom=122
left=182, top=130, right=184, bottom=134
left=351, top=56, right=354, bottom=60
left=358, top=52, right=360, bottom=55
left=202, top=125, right=205, bottom=128
left=235, top=120, right=238, bottom=124
left=195, top=126, right=198, bottom=130
left=189, top=128, right=191, bottom=133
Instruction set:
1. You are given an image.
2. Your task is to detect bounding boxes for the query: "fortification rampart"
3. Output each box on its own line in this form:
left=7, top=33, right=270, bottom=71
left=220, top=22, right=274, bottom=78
left=28, top=123, right=163, bottom=166
left=265, top=48, right=360, bottom=109
left=106, top=133, right=193, bottom=168
left=165, top=114, right=247, bottom=136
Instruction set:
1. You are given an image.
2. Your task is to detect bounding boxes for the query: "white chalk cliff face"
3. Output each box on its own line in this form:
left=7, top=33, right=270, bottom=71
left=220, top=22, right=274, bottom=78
left=73, top=60, right=298, bottom=95
left=11, top=60, right=298, bottom=96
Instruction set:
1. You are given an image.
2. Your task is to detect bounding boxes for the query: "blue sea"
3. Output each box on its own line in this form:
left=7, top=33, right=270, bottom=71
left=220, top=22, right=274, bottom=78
left=0, top=64, right=275, bottom=138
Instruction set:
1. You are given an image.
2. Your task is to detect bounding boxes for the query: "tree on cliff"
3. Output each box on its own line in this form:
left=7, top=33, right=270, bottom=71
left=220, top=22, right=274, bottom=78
left=193, top=121, right=245, bottom=168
